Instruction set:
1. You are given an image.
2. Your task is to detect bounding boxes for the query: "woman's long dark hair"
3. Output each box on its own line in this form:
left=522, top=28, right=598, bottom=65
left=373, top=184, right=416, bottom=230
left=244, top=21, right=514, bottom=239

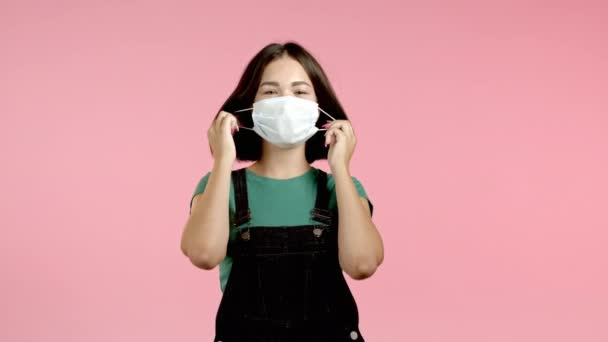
left=216, top=41, right=349, bottom=163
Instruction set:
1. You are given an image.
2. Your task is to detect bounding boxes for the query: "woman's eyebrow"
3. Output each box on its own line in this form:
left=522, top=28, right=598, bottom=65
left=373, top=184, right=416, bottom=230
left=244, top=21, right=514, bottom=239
left=259, top=81, right=280, bottom=87
left=291, top=81, right=312, bottom=87
left=259, top=81, right=312, bottom=87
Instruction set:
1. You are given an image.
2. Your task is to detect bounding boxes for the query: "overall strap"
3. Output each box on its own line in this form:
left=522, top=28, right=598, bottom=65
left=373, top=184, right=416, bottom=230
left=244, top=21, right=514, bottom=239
left=310, top=169, right=333, bottom=225
left=232, top=168, right=251, bottom=227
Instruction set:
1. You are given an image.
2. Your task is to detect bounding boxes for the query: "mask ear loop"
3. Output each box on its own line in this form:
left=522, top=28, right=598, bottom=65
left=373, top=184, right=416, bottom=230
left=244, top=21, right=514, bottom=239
left=233, top=108, right=255, bottom=131
left=317, top=107, right=336, bottom=131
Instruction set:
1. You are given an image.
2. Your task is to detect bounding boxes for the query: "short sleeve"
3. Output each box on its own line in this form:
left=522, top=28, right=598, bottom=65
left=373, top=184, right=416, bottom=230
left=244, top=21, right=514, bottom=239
left=189, top=172, right=211, bottom=215
left=327, top=174, right=374, bottom=217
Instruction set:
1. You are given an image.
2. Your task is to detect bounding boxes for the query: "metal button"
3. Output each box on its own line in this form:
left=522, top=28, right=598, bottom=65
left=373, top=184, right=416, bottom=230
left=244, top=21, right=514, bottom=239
left=350, top=330, right=358, bottom=340
left=313, top=227, right=323, bottom=237
left=241, top=230, right=250, bottom=240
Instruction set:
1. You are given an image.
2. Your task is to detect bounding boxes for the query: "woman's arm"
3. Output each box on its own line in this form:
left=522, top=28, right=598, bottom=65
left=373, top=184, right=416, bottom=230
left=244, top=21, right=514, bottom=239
left=324, top=119, right=384, bottom=280
left=333, top=165, right=384, bottom=280
left=180, top=159, right=232, bottom=270
left=181, top=110, right=238, bottom=269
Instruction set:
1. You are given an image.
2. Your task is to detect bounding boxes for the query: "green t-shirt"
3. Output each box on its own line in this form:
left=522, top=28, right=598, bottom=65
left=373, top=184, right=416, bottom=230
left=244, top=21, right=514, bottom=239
left=189, top=166, right=373, bottom=292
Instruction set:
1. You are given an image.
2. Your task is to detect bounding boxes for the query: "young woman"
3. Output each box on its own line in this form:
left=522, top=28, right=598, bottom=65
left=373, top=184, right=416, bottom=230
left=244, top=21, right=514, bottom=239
left=181, top=41, right=384, bottom=342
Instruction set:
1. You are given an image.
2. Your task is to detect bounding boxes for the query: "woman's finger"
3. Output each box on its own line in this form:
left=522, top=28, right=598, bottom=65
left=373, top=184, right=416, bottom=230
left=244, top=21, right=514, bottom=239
left=214, top=111, right=230, bottom=131
left=325, top=128, right=335, bottom=146
left=219, top=112, right=235, bottom=135
left=328, top=120, right=354, bottom=137
left=212, top=112, right=224, bottom=132
left=232, top=116, right=240, bottom=134
left=325, top=126, right=346, bottom=146
left=322, top=119, right=341, bottom=129
left=332, top=128, right=346, bottom=144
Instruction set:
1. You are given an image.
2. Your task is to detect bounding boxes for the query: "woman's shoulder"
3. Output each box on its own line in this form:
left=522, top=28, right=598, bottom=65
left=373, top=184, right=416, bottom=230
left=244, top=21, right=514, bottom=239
left=323, top=168, right=373, bottom=215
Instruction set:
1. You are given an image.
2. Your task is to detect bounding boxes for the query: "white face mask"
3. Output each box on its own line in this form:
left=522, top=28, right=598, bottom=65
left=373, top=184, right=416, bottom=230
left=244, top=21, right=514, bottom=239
left=235, top=96, right=336, bottom=149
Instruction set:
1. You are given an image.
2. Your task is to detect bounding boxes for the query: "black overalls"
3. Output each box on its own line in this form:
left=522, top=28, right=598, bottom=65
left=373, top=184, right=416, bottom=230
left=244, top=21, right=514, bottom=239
left=213, top=168, right=365, bottom=342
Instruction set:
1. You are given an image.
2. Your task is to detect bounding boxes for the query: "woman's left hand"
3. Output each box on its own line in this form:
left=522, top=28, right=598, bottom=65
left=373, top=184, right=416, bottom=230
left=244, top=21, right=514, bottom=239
left=324, top=119, right=356, bottom=171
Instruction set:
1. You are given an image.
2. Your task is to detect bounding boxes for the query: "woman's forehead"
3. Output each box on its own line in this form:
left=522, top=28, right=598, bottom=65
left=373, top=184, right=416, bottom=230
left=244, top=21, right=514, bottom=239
left=260, top=56, right=311, bottom=84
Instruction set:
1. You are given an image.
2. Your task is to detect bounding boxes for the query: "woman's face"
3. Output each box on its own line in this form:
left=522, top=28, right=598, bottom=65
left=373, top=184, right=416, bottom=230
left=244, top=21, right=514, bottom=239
left=254, top=55, right=317, bottom=103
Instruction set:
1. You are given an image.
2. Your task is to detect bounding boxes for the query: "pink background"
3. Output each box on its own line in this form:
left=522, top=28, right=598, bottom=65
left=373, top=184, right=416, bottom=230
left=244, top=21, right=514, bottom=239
left=1, top=0, right=607, bottom=341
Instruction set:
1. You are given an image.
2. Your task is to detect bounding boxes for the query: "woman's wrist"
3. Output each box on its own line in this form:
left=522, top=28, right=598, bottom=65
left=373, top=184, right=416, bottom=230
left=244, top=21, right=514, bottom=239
left=213, top=158, right=234, bottom=172
left=330, top=162, right=350, bottom=176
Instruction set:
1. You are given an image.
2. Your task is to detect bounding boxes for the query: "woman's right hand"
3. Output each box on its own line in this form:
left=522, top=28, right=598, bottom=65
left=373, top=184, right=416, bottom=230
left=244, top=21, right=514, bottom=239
left=207, top=110, right=239, bottom=163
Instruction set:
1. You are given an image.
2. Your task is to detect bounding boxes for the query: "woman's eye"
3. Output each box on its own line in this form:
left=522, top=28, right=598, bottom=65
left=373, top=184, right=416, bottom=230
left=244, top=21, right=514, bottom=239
left=295, top=90, right=308, bottom=95
left=263, top=90, right=277, bottom=95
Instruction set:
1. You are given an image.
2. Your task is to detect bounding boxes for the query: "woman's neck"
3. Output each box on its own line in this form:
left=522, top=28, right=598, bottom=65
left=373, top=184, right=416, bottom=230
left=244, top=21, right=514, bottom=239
left=248, top=143, right=311, bottom=179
